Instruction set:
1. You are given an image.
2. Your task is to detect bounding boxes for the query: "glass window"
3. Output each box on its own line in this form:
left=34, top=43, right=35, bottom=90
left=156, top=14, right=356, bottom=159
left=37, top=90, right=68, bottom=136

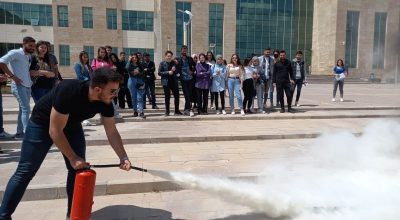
left=83, top=46, right=94, bottom=63
left=209, top=3, right=224, bottom=55
left=176, top=2, right=192, bottom=56
left=123, top=48, right=154, bottom=61
left=345, top=11, right=359, bottom=68
left=0, top=42, right=22, bottom=57
left=82, top=7, right=93, bottom=28
left=0, top=2, right=52, bottom=26
left=106, top=8, right=117, bottom=30
left=57, top=5, right=68, bottom=27
left=121, top=10, right=153, bottom=31
left=59, top=45, right=70, bottom=66
left=372, top=12, right=387, bottom=69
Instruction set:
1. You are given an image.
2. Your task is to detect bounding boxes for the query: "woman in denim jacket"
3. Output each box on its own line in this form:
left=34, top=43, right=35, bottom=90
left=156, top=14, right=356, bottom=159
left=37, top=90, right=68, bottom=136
left=211, top=55, right=227, bottom=115
left=126, top=53, right=145, bottom=118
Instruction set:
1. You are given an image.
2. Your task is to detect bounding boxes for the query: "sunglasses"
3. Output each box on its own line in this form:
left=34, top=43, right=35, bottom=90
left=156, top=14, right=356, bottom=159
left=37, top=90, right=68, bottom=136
left=109, top=88, right=120, bottom=96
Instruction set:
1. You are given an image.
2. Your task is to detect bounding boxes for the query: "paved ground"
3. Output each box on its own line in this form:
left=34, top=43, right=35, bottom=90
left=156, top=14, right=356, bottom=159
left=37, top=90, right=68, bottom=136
left=0, top=83, right=400, bottom=219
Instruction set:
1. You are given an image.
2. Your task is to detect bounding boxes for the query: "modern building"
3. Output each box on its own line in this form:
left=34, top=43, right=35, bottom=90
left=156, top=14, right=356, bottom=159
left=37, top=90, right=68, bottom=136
left=0, top=0, right=399, bottom=81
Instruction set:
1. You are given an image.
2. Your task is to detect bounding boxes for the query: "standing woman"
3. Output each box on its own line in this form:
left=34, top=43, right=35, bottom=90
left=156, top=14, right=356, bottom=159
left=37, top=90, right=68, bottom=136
left=126, top=54, right=146, bottom=118
left=30, top=41, right=57, bottom=102
left=226, top=54, right=245, bottom=116
left=332, top=59, right=347, bottom=102
left=210, top=55, right=227, bottom=115
left=91, top=47, right=113, bottom=71
left=206, top=51, right=216, bottom=110
left=195, top=53, right=211, bottom=115
left=242, top=57, right=257, bottom=114
left=74, top=51, right=93, bottom=81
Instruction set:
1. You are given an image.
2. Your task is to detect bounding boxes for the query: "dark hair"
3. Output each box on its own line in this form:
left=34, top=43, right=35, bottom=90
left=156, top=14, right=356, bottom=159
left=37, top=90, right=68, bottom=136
left=198, top=53, right=206, bottom=62
left=119, top=51, right=126, bottom=55
left=181, top=45, right=188, bottom=50
left=230, top=54, right=242, bottom=66
left=105, top=45, right=112, bottom=50
left=36, top=41, right=50, bottom=64
left=90, top=68, right=123, bottom=88
left=296, top=51, right=303, bottom=55
left=273, top=49, right=280, bottom=54
left=243, top=57, right=252, bottom=66
left=336, top=59, right=344, bottom=67
left=23, top=36, right=35, bottom=44
left=264, top=47, right=271, bottom=51
left=79, top=51, right=89, bottom=64
left=136, top=52, right=142, bottom=56
left=97, top=47, right=109, bottom=62
left=165, top=50, right=173, bottom=56
left=109, top=53, right=119, bottom=65
left=206, top=51, right=216, bottom=62
left=130, top=54, right=140, bottom=64
left=279, top=50, right=286, bottom=54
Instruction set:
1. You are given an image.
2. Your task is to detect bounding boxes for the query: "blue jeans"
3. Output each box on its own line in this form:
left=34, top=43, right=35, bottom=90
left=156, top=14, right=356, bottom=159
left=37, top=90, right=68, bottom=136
left=127, top=77, right=145, bottom=113
left=0, top=88, right=4, bottom=133
left=11, top=84, right=31, bottom=134
left=227, top=78, right=243, bottom=110
left=0, top=121, right=86, bottom=219
left=31, top=87, right=51, bottom=103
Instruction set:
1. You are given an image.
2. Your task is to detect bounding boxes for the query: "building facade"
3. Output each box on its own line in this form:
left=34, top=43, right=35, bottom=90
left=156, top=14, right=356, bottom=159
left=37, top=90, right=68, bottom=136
left=0, top=0, right=399, bottom=80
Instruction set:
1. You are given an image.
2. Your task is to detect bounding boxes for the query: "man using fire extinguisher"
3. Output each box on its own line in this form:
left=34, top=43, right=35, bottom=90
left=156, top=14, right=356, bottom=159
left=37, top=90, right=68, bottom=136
left=0, top=68, right=132, bottom=220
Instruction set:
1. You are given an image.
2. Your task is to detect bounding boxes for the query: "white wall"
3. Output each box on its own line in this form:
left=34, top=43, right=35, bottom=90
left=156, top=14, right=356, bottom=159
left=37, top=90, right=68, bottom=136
left=0, top=25, right=54, bottom=43
left=122, top=0, right=154, bottom=11
left=122, top=31, right=154, bottom=49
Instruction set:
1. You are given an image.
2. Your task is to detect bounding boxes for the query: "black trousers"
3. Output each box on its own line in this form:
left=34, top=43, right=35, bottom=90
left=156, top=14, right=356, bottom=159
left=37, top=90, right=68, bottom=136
left=163, top=80, right=180, bottom=114
left=144, top=79, right=156, bottom=107
left=276, top=81, right=293, bottom=110
left=118, top=86, right=133, bottom=108
left=181, top=79, right=194, bottom=111
left=292, top=79, right=303, bottom=103
left=196, top=88, right=209, bottom=113
left=242, top=78, right=255, bottom=110
left=212, top=91, right=225, bottom=110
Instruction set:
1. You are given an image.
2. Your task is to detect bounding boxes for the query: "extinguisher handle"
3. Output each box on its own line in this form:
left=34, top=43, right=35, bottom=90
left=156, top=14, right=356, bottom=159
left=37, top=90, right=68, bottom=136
left=90, top=164, right=148, bottom=172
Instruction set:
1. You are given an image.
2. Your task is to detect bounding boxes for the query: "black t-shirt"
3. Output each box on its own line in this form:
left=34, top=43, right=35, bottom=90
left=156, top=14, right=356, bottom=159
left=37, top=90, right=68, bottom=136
left=31, top=80, right=114, bottom=127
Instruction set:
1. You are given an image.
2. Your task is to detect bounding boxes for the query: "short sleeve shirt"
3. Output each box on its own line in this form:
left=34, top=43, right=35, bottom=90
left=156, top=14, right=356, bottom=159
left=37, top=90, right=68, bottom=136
left=31, top=80, right=114, bottom=127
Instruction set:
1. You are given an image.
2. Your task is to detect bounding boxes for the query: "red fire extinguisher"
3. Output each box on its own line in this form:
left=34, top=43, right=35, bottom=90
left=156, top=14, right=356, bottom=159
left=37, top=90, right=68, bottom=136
left=70, top=167, right=96, bottom=220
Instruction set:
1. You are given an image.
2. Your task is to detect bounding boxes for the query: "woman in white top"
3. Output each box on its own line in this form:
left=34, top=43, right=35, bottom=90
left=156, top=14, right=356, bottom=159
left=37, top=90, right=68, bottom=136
left=226, top=54, right=245, bottom=116
left=242, top=57, right=257, bottom=114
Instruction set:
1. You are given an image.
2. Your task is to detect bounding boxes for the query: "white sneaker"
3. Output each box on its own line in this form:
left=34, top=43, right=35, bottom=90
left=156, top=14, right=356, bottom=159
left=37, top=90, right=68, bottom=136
left=241, top=109, right=245, bottom=116
left=82, top=120, right=94, bottom=126
left=231, top=111, right=235, bottom=115
left=216, top=111, right=220, bottom=115
left=189, top=110, right=194, bottom=117
left=0, top=131, right=13, bottom=139
left=332, top=98, right=336, bottom=102
left=222, top=110, right=227, bottom=115
left=340, top=98, right=344, bottom=102
left=114, top=114, right=123, bottom=119
left=262, top=110, right=266, bottom=114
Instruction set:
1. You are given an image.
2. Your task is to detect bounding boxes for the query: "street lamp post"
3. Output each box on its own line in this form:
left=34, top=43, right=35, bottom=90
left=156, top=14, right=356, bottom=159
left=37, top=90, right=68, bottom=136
left=177, top=9, right=193, bottom=50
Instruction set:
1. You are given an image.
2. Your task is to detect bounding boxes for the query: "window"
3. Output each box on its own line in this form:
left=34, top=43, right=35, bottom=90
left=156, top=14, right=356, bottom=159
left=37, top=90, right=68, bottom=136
left=209, top=3, right=224, bottom=55
left=372, top=12, right=387, bottom=69
left=121, top=10, right=153, bottom=31
left=83, top=46, right=94, bottom=63
left=59, top=45, right=70, bottom=66
left=0, top=42, right=22, bottom=57
left=106, top=8, right=117, bottom=30
left=176, top=1, right=192, bottom=56
left=57, top=5, right=68, bottom=27
left=82, top=7, right=93, bottom=28
left=345, top=11, right=360, bottom=68
left=0, top=2, right=52, bottom=26
left=123, top=48, right=154, bottom=61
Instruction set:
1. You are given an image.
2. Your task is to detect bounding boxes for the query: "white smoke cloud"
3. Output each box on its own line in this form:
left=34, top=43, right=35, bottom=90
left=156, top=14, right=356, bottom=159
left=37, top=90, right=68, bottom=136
left=149, top=119, right=400, bottom=219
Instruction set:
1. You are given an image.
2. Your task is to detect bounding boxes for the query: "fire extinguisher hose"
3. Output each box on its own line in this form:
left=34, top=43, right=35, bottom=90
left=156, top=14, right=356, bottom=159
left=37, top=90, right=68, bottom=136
left=88, top=164, right=147, bottom=172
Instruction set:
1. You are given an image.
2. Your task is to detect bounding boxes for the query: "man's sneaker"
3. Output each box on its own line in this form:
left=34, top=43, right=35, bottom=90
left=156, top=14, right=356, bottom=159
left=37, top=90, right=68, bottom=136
left=165, top=112, right=170, bottom=117
left=280, top=109, right=285, bottom=113
left=0, top=131, right=14, bottom=139
left=295, top=101, right=301, bottom=107
left=14, top=133, right=25, bottom=140
left=216, top=111, right=220, bottom=115
left=152, top=105, right=159, bottom=109
left=82, top=120, right=95, bottom=126
left=211, top=106, right=215, bottom=110
left=189, top=110, right=195, bottom=117
left=133, top=111, right=139, bottom=117
left=241, top=109, right=245, bottom=116
left=288, top=108, right=296, bottom=113
left=262, top=110, right=266, bottom=114
left=139, top=112, right=146, bottom=119
left=332, top=98, right=336, bottom=102
left=340, top=98, right=344, bottom=102
left=222, top=110, right=227, bottom=115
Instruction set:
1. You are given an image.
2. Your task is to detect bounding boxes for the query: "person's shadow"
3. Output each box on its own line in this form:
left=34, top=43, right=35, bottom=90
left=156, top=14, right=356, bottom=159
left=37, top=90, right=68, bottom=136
left=212, top=213, right=290, bottom=220
left=91, top=205, right=183, bottom=220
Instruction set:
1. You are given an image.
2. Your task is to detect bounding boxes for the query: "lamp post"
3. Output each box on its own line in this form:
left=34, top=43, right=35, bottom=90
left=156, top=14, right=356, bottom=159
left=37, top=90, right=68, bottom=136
left=177, top=9, right=193, bottom=50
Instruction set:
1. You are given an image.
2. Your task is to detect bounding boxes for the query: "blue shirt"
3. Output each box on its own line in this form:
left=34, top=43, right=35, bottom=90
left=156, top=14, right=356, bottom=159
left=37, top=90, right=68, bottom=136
left=180, top=58, right=193, bottom=81
left=211, top=64, right=226, bottom=92
left=0, top=48, right=32, bottom=87
left=333, top=66, right=346, bottom=74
